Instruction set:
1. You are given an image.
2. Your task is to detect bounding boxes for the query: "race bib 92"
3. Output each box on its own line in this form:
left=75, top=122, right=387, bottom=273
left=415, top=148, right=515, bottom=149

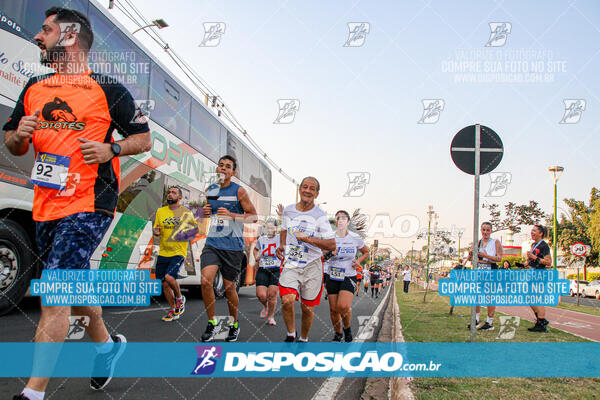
left=31, top=152, right=70, bottom=190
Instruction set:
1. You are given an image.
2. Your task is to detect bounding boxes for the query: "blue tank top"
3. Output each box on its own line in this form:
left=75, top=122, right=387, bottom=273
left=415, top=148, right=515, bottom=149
left=205, top=182, right=245, bottom=251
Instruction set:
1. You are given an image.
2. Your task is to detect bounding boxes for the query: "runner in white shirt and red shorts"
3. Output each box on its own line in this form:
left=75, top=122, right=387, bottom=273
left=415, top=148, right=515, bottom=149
left=253, top=219, right=281, bottom=326
left=276, top=177, right=336, bottom=342
left=324, top=210, right=369, bottom=342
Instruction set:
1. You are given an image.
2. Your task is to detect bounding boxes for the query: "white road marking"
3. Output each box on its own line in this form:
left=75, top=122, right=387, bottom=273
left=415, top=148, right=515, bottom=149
left=311, top=282, right=393, bottom=400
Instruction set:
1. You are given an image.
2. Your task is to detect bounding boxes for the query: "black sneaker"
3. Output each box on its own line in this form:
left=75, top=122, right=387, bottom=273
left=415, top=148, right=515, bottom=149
left=540, top=318, right=549, bottom=327
left=477, top=322, right=494, bottom=331
left=467, top=320, right=479, bottom=329
left=13, top=395, right=29, bottom=400
left=90, top=334, right=127, bottom=391
left=201, top=320, right=218, bottom=342
left=332, top=332, right=343, bottom=342
left=344, top=328, right=353, bottom=342
left=528, top=320, right=547, bottom=332
left=284, top=334, right=296, bottom=342
left=225, top=323, right=240, bottom=342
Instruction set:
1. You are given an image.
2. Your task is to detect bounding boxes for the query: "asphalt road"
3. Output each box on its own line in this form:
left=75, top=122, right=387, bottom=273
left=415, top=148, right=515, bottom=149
left=0, top=283, right=390, bottom=400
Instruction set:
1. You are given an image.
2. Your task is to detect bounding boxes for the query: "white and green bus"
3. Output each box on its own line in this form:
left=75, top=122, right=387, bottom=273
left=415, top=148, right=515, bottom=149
left=0, top=0, right=272, bottom=314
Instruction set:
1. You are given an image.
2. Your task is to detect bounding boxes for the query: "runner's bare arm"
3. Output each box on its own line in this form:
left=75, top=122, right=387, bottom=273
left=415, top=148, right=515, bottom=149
left=494, top=240, right=503, bottom=262
left=78, top=131, right=151, bottom=164
left=356, top=245, right=370, bottom=265
left=253, top=241, right=260, bottom=262
left=539, top=253, right=552, bottom=267
left=277, top=230, right=286, bottom=260
left=4, top=111, right=40, bottom=156
left=217, top=187, right=258, bottom=224
left=118, top=131, right=152, bottom=156
left=303, top=236, right=336, bottom=252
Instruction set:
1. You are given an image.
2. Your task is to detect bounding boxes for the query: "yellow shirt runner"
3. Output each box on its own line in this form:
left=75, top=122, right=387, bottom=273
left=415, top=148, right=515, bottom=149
left=154, top=205, right=199, bottom=257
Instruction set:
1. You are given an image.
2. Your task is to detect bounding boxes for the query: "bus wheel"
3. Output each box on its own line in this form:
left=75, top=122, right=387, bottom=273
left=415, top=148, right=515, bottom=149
left=213, top=270, right=225, bottom=299
left=0, top=220, right=35, bottom=316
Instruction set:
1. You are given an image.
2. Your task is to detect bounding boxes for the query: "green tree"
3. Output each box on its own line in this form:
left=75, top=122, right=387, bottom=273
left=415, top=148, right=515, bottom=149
left=483, top=200, right=546, bottom=233
left=548, top=187, right=599, bottom=267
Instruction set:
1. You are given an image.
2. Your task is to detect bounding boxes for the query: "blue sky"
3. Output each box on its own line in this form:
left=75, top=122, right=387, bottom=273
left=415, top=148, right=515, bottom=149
left=108, top=0, right=600, bottom=255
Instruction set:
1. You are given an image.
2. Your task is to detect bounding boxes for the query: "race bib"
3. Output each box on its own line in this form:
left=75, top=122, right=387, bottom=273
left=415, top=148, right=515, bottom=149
left=286, top=244, right=308, bottom=267
left=31, top=152, right=70, bottom=190
left=329, top=266, right=345, bottom=281
left=261, top=256, right=279, bottom=269
left=210, top=214, right=229, bottom=229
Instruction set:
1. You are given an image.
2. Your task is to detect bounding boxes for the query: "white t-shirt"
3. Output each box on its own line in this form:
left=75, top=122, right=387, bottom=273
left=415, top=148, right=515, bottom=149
left=281, top=203, right=335, bottom=267
left=402, top=269, right=412, bottom=281
left=324, top=231, right=366, bottom=278
left=478, top=238, right=499, bottom=268
left=256, top=234, right=281, bottom=269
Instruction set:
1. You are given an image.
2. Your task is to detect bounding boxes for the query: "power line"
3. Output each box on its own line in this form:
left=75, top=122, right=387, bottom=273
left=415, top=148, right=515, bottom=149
left=111, top=0, right=298, bottom=185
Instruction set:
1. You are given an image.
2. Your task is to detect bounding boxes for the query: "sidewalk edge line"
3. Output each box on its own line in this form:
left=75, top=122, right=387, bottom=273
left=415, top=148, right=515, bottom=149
left=389, top=283, right=415, bottom=400
left=310, top=280, right=393, bottom=400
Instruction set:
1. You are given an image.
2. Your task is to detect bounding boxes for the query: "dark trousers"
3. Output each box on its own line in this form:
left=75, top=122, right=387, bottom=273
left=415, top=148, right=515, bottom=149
left=403, top=280, right=410, bottom=293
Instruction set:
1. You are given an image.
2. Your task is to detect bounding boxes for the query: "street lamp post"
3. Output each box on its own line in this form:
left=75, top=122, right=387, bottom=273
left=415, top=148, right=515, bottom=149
left=458, top=230, right=463, bottom=264
left=132, top=19, right=169, bottom=34
left=410, top=240, right=415, bottom=270
left=548, top=166, right=564, bottom=269
left=424, top=206, right=435, bottom=302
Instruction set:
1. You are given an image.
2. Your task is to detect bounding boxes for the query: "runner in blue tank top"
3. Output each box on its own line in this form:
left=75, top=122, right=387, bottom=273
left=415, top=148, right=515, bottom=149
left=200, top=155, right=258, bottom=342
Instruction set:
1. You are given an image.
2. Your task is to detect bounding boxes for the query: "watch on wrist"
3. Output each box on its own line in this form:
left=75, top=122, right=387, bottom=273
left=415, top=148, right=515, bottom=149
left=110, top=142, right=121, bottom=158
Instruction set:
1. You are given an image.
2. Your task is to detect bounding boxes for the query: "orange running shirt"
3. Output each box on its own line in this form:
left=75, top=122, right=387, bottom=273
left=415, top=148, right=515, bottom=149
left=3, top=70, right=149, bottom=221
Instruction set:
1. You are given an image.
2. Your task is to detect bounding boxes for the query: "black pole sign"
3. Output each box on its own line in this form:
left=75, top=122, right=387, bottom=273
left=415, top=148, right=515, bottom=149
left=449, top=124, right=503, bottom=342
left=450, top=124, right=503, bottom=175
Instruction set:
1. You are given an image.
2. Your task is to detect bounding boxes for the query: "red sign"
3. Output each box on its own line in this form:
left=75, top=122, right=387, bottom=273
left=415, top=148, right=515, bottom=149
left=570, top=242, right=586, bottom=257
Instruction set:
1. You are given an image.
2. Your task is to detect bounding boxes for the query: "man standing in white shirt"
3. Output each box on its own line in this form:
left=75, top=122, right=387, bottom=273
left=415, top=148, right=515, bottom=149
left=402, top=266, right=412, bottom=293
left=276, top=177, right=336, bottom=342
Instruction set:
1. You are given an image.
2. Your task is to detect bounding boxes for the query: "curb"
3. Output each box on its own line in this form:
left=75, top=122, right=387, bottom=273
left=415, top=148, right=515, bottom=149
left=389, top=283, right=415, bottom=400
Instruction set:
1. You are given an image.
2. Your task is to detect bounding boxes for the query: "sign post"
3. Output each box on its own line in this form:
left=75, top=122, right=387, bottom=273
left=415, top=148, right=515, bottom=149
left=570, top=242, right=587, bottom=305
left=450, top=124, right=503, bottom=342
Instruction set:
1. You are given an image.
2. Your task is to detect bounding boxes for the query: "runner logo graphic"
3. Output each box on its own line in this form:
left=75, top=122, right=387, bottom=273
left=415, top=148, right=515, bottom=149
left=57, top=22, right=80, bottom=47
left=559, top=99, right=586, bottom=124
left=344, top=172, right=370, bottom=197
left=344, top=22, right=370, bottom=47
left=484, top=172, right=511, bottom=197
left=191, top=345, right=222, bottom=375
left=357, top=316, right=379, bottom=340
left=131, top=99, right=155, bottom=124
left=273, top=99, right=300, bottom=124
left=199, top=22, right=226, bottom=47
left=66, top=315, right=90, bottom=340
left=485, top=22, right=511, bottom=47
left=418, top=99, right=444, bottom=124
left=213, top=316, right=234, bottom=340
left=496, top=316, right=520, bottom=340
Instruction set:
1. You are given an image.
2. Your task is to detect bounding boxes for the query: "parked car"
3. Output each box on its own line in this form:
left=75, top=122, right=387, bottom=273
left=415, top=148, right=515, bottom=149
left=569, top=279, right=589, bottom=296
left=580, top=280, right=600, bottom=300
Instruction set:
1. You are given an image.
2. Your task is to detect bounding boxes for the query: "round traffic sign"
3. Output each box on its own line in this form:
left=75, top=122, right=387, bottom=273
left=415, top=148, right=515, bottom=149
left=570, top=242, right=586, bottom=257
left=450, top=125, right=503, bottom=175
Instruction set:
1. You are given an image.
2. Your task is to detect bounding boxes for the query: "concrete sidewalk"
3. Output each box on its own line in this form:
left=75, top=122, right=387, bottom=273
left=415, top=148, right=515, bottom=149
left=415, top=279, right=600, bottom=342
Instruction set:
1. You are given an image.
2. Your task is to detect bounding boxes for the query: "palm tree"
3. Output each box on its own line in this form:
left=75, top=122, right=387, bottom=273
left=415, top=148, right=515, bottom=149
left=350, top=208, right=368, bottom=238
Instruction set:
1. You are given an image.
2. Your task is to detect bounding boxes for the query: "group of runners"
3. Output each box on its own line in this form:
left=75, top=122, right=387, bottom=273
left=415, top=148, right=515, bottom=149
left=153, top=166, right=394, bottom=345
left=462, top=222, right=553, bottom=333
left=2, top=6, right=554, bottom=400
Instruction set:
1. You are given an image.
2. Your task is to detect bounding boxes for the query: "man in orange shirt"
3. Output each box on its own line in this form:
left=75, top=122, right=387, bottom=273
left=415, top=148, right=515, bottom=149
left=4, top=7, right=150, bottom=400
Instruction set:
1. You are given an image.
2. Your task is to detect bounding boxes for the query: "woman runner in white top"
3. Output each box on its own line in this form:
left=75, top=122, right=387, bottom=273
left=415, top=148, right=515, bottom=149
left=323, top=210, right=369, bottom=342
left=468, top=221, right=503, bottom=331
